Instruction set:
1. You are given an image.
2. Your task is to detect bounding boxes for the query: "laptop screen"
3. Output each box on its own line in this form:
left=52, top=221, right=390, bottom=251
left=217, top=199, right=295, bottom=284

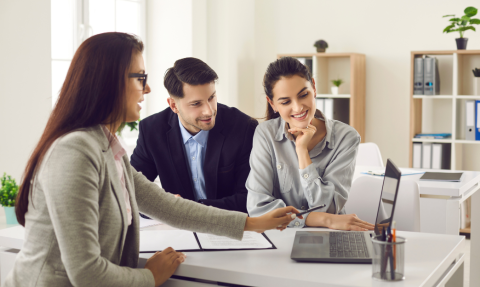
left=374, top=159, right=402, bottom=236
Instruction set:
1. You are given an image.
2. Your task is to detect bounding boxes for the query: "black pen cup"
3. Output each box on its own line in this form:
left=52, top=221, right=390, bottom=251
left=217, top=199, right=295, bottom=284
left=371, top=235, right=406, bottom=281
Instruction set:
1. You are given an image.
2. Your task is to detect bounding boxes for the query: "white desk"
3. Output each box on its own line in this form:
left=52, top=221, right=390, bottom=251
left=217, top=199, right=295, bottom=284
left=0, top=225, right=466, bottom=287
left=354, top=166, right=480, bottom=287
left=137, top=226, right=465, bottom=287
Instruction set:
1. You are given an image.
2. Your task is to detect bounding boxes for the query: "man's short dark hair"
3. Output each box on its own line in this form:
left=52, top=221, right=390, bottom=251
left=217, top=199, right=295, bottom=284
left=164, top=57, right=218, bottom=98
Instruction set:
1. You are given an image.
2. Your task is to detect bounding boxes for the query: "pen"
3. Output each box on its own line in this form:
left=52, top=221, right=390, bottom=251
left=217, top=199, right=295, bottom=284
left=392, top=221, right=397, bottom=270
left=381, top=227, right=387, bottom=279
left=388, top=232, right=395, bottom=280
left=295, top=204, right=326, bottom=216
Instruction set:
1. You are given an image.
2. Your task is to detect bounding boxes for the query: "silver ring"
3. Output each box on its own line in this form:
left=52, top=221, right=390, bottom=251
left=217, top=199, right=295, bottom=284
left=306, top=126, right=309, bottom=129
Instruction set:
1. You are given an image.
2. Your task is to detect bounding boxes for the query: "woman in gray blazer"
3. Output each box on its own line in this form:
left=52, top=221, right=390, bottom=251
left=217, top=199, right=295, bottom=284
left=247, top=57, right=373, bottom=231
left=6, top=33, right=299, bottom=287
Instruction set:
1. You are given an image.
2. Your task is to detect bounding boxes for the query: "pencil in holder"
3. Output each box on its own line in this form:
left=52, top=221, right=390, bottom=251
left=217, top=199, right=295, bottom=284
left=371, top=235, right=406, bottom=281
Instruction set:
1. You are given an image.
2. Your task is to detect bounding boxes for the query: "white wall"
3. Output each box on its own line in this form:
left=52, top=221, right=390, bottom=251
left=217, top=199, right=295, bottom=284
left=145, top=0, right=208, bottom=116
left=206, top=0, right=256, bottom=116
left=250, top=0, right=480, bottom=167
left=0, top=0, right=52, bottom=181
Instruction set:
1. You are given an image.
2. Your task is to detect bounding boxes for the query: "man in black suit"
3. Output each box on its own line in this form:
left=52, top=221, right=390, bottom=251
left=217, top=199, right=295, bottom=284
left=131, top=57, right=257, bottom=213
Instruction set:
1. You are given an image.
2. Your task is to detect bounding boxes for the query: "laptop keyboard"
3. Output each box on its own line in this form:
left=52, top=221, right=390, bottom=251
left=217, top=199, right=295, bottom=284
left=329, top=232, right=369, bottom=258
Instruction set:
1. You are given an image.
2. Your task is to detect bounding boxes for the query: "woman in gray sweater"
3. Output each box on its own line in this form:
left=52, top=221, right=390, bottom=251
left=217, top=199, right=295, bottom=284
left=5, top=33, right=299, bottom=287
left=247, top=57, right=373, bottom=230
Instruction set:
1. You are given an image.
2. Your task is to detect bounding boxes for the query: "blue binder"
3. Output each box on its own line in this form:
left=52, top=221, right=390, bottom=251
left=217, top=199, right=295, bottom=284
left=476, top=100, right=480, bottom=140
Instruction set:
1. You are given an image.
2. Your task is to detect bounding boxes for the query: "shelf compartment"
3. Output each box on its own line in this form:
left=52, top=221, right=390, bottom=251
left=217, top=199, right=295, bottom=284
left=421, top=98, right=453, bottom=134
left=457, top=54, right=480, bottom=96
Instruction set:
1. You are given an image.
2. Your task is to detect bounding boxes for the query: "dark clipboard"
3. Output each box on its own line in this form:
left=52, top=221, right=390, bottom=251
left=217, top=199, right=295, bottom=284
left=139, top=232, right=276, bottom=253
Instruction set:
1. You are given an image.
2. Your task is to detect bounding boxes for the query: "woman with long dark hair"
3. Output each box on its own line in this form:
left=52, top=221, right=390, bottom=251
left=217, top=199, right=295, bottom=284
left=246, top=57, right=374, bottom=231
left=6, top=33, right=299, bottom=287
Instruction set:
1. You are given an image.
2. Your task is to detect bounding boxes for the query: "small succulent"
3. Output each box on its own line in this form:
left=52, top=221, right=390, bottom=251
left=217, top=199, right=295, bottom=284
left=331, top=79, right=343, bottom=87
left=314, top=40, right=328, bottom=53
left=0, top=173, right=19, bottom=207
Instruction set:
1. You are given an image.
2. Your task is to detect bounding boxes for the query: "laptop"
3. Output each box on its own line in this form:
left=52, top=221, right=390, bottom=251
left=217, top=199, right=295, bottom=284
left=290, top=159, right=402, bottom=263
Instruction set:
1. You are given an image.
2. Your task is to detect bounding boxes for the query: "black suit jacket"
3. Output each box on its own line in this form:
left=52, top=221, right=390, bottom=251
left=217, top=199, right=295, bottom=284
left=131, top=103, right=257, bottom=213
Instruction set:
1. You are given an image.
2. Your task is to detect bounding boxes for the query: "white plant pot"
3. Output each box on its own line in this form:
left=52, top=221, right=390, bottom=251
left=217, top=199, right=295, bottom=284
left=331, top=86, right=339, bottom=95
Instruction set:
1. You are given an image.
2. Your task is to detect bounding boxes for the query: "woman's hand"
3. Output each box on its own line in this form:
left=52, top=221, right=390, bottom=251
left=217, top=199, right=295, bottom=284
left=244, top=206, right=303, bottom=233
left=326, top=213, right=375, bottom=231
left=144, top=247, right=186, bottom=287
left=288, top=123, right=316, bottom=169
left=288, top=122, right=317, bottom=152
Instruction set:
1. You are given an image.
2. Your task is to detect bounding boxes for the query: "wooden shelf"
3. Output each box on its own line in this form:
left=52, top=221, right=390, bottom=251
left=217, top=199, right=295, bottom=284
left=456, top=95, right=480, bottom=99
left=278, top=52, right=363, bottom=58
left=412, top=50, right=480, bottom=56
left=412, top=138, right=452, bottom=143
left=316, top=94, right=351, bottom=99
left=412, top=95, right=453, bottom=99
left=460, top=227, right=471, bottom=234
left=453, top=140, right=480, bottom=144
left=280, top=53, right=365, bottom=142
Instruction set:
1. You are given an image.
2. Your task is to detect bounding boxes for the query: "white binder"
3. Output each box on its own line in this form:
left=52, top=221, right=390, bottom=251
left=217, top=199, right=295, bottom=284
left=422, top=143, right=432, bottom=169
left=316, top=98, right=325, bottom=114
left=431, top=143, right=451, bottom=170
left=466, top=100, right=475, bottom=140
left=413, top=143, right=422, bottom=169
left=324, top=99, right=333, bottom=120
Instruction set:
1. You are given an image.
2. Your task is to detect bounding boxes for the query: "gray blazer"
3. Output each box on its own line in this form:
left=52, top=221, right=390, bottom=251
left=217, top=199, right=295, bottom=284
left=4, top=125, right=247, bottom=287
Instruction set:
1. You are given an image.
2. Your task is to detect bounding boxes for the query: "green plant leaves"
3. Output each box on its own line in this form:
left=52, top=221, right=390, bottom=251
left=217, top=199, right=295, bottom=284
left=331, top=79, right=343, bottom=87
left=449, top=18, right=461, bottom=22
left=470, top=18, right=480, bottom=24
left=458, top=26, right=476, bottom=32
left=444, top=24, right=456, bottom=33
left=443, top=14, right=455, bottom=17
left=461, top=15, right=471, bottom=22
left=0, top=173, right=19, bottom=207
left=465, top=7, right=478, bottom=17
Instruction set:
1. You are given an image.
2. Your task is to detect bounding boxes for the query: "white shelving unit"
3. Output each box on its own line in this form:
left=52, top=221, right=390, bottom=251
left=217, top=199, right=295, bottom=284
left=410, top=50, right=480, bottom=172
left=279, top=53, right=366, bottom=142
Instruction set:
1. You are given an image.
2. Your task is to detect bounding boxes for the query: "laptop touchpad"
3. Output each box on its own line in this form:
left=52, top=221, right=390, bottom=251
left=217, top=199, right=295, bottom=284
left=299, top=236, right=324, bottom=244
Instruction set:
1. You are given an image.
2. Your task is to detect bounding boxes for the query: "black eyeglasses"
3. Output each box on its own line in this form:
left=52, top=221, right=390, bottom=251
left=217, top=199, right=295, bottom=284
left=128, top=73, right=148, bottom=90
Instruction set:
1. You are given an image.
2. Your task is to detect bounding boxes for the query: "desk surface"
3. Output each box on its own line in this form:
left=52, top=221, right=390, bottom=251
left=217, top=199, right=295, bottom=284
left=355, top=166, right=480, bottom=197
left=0, top=225, right=464, bottom=287
left=138, top=227, right=464, bottom=287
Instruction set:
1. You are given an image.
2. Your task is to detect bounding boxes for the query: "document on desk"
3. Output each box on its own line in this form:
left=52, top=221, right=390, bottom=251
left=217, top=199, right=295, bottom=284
left=140, top=230, right=276, bottom=253
left=196, top=231, right=273, bottom=250
left=139, top=216, right=163, bottom=229
left=140, top=230, right=200, bottom=252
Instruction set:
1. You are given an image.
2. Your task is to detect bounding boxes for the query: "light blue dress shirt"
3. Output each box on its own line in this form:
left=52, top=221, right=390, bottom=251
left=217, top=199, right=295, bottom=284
left=178, top=117, right=209, bottom=201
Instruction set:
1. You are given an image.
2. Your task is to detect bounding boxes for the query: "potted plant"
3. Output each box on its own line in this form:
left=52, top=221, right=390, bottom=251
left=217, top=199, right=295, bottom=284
left=331, top=79, right=343, bottom=95
left=116, top=120, right=140, bottom=136
left=0, top=173, right=19, bottom=225
left=313, top=40, right=328, bottom=53
left=443, top=6, right=480, bottom=50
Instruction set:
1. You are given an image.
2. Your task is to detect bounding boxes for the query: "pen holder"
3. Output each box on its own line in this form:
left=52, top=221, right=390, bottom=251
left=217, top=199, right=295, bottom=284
left=371, top=235, right=406, bottom=281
